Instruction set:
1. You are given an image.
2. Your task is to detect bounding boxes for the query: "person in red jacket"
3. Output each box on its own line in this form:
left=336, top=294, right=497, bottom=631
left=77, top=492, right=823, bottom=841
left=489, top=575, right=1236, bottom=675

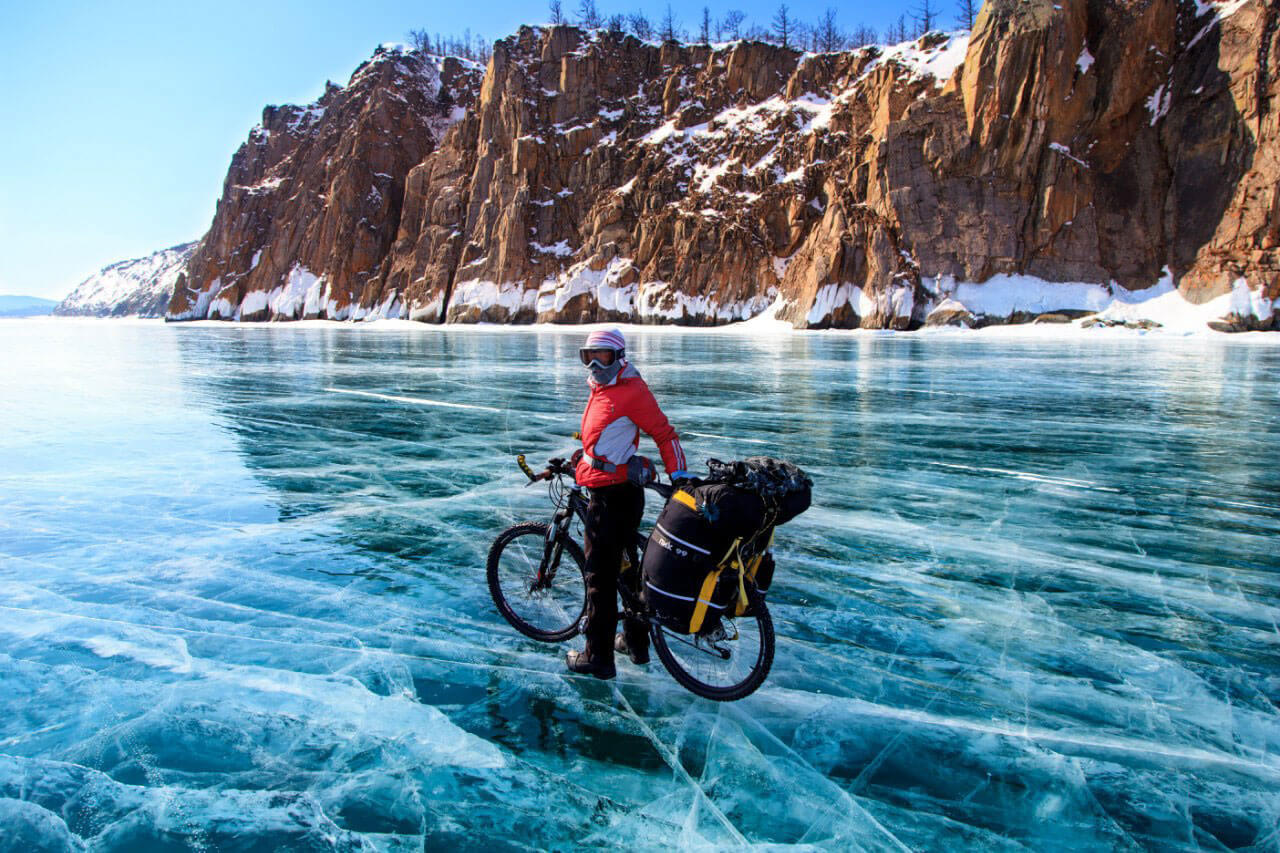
left=567, top=328, right=689, bottom=679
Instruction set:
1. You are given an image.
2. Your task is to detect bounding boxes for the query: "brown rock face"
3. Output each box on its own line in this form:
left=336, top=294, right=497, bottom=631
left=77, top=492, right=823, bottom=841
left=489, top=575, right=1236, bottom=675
left=167, top=49, right=482, bottom=320
left=168, top=3, right=1280, bottom=328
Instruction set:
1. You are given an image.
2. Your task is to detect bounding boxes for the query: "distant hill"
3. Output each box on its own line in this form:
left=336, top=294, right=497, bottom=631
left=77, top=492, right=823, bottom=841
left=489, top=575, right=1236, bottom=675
left=0, top=296, right=58, bottom=318
left=55, top=242, right=197, bottom=317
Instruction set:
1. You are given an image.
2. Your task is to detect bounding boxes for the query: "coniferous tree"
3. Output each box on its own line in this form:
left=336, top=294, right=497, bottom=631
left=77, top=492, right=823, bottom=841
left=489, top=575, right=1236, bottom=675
left=549, top=0, right=565, bottom=25
left=700, top=6, right=711, bottom=44
left=771, top=3, right=793, bottom=49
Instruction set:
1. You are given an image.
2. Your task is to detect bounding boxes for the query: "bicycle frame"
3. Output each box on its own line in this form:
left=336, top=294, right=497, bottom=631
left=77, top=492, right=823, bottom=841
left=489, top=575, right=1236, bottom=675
left=519, top=455, right=653, bottom=624
left=498, top=453, right=776, bottom=700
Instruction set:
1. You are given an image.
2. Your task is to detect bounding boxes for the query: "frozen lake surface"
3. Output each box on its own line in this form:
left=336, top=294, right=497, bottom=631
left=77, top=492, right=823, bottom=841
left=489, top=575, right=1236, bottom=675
left=1, top=320, right=1278, bottom=851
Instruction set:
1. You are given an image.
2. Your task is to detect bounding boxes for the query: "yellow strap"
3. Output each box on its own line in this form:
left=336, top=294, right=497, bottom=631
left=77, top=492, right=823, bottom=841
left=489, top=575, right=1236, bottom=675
left=672, top=489, right=697, bottom=511
left=734, top=540, right=753, bottom=616
left=688, top=567, right=724, bottom=634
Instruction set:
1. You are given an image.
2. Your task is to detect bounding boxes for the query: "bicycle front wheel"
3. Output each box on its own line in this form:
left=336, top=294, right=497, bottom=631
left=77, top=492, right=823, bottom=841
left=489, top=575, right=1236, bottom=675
left=650, top=594, right=775, bottom=701
left=487, top=522, right=587, bottom=642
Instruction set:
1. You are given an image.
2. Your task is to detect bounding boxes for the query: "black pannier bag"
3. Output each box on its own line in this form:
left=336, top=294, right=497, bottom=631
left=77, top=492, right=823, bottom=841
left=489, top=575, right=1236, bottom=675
left=642, top=457, right=811, bottom=633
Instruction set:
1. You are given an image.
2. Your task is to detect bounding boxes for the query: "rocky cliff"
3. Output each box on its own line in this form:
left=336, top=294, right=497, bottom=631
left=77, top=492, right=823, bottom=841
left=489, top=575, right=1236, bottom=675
left=56, top=242, right=196, bottom=317
left=165, top=0, right=1280, bottom=330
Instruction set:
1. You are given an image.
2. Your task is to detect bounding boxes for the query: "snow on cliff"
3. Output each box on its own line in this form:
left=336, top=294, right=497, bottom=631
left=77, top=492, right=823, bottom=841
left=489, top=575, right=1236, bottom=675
left=56, top=242, right=196, bottom=317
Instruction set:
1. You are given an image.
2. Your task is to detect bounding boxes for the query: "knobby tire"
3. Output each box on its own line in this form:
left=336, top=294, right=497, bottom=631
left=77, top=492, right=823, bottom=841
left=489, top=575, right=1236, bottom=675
left=649, top=591, right=775, bottom=701
left=487, top=522, right=587, bottom=643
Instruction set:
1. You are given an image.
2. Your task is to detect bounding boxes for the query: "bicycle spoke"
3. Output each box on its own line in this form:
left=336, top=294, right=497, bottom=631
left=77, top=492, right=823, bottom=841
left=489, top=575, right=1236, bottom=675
left=656, top=616, right=764, bottom=692
left=489, top=524, right=586, bottom=641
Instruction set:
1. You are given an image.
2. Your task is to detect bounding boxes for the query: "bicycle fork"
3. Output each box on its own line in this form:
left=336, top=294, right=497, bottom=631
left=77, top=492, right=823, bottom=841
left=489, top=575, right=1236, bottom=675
left=532, top=504, right=574, bottom=592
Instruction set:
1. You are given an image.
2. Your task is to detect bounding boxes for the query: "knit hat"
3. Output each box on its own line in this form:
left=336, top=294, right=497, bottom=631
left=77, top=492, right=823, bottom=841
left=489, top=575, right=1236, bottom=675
left=583, top=328, right=626, bottom=351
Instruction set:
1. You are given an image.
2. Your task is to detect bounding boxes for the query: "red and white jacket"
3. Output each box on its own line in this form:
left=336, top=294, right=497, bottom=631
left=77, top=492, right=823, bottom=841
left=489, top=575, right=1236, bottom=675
left=575, top=361, right=687, bottom=488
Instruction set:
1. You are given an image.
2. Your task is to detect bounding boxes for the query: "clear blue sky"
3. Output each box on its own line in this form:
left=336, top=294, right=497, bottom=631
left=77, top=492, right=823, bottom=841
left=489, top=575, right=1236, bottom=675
left=0, top=0, right=941, bottom=300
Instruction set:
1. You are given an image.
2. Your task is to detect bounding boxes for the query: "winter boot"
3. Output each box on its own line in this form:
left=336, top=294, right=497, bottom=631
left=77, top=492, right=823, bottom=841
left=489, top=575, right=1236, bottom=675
left=565, top=649, right=616, bottom=680
left=615, top=633, right=650, bottom=666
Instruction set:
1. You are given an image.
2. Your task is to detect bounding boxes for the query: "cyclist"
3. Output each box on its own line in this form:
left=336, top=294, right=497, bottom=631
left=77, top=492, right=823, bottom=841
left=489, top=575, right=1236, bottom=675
left=567, top=328, right=688, bottom=680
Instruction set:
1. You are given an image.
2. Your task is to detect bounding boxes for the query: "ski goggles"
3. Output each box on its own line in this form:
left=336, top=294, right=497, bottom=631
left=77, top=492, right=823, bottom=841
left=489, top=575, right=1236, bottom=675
left=579, top=347, right=618, bottom=368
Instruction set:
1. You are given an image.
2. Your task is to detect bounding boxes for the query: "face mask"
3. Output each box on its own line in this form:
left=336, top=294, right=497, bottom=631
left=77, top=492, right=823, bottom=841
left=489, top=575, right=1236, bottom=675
left=590, top=359, right=624, bottom=385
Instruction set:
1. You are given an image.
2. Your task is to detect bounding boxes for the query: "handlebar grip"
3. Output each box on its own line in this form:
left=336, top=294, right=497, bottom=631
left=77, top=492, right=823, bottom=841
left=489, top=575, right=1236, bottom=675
left=516, top=454, right=537, bottom=482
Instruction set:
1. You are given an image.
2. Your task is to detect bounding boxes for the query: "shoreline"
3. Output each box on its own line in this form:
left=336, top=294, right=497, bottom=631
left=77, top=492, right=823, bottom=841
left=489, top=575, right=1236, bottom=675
left=12, top=314, right=1280, bottom=343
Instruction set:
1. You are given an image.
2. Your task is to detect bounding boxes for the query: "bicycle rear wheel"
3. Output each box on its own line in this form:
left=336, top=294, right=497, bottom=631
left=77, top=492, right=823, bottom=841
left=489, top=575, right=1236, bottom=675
left=487, top=522, right=586, bottom=642
left=650, top=592, right=774, bottom=701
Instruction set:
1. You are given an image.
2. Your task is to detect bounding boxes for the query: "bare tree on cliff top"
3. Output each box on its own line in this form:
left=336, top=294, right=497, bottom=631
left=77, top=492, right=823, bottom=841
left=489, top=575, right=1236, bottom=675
left=771, top=3, right=794, bottom=49
left=850, top=23, right=877, bottom=48
left=549, top=0, right=565, bottom=25
left=577, top=0, right=602, bottom=29
left=700, top=6, right=711, bottom=45
left=628, top=10, right=653, bottom=39
left=888, top=14, right=909, bottom=42
left=956, top=0, right=978, bottom=29
left=407, top=28, right=430, bottom=52
left=719, top=9, right=746, bottom=40
left=815, top=8, right=844, bottom=52
left=606, top=14, right=625, bottom=35
left=660, top=4, right=679, bottom=42
left=914, top=0, right=938, bottom=36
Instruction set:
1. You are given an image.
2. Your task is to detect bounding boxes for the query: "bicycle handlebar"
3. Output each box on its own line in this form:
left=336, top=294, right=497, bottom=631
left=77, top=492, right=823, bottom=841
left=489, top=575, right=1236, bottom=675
left=514, top=454, right=688, bottom=497
left=515, top=454, right=574, bottom=484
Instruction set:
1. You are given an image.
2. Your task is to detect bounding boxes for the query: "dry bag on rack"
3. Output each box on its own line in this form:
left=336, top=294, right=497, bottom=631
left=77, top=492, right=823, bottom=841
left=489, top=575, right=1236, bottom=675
left=642, top=457, right=811, bottom=633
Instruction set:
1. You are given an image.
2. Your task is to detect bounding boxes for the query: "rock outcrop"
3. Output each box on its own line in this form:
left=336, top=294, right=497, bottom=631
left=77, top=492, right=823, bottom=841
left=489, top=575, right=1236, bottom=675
left=161, top=1, right=1279, bottom=329
left=167, top=48, right=482, bottom=321
left=56, top=242, right=196, bottom=317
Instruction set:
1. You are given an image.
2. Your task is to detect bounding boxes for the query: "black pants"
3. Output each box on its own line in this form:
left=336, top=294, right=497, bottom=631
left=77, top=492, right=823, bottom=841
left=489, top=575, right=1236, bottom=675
left=582, top=481, right=648, bottom=664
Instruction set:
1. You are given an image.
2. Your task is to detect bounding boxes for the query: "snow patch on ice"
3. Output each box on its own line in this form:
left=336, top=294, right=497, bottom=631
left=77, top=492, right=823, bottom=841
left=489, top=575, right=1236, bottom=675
left=1092, top=273, right=1275, bottom=332
left=919, top=270, right=1278, bottom=334
left=450, top=278, right=538, bottom=317
left=925, top=274, right=1113, bottom=316
left=84, top=635, right=194, bottom=674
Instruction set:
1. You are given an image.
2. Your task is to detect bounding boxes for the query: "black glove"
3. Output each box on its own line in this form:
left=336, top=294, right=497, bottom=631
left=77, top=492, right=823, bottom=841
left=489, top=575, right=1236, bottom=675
left=626, top=455, right=657, bottom=486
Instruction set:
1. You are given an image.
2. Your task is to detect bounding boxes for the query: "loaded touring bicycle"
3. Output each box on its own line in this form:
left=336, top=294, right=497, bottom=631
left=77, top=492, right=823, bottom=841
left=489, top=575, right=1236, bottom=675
left=487, top=452, right=811, bottom=701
